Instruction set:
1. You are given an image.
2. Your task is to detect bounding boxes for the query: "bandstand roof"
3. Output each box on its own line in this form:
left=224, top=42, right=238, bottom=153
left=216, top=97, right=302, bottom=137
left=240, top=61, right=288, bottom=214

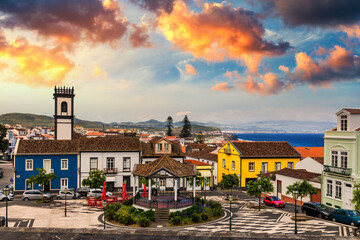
left=133, top=155, right=196, bottom=178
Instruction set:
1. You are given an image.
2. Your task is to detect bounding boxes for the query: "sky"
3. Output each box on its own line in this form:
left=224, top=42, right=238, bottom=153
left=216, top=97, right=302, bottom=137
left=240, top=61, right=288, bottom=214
left=0, top=0, right=359, bottom=125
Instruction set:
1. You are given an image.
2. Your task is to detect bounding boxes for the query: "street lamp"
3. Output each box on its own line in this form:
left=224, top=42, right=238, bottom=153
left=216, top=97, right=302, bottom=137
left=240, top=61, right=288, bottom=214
left=229, top=194, right=233, bottom=231
left=3, top=187, right=10, bottom=227
left=293, top=188, right=299, bottom=234
left=258, top=184, right=262, bottom=211
left=64, top=188, right=68, bottom=217
left=102, top=200, right=107, bottom=230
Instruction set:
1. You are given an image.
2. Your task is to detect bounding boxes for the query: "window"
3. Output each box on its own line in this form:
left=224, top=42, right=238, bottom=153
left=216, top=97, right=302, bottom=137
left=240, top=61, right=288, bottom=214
left=288, top=162, right=294, bottom=169
left=90, top=158, right=98, bottom=171
left=25, top=179, right=33, bottom=190
left=249, top=162, right=255, bottom=172
left=223, top=159, right=226, bottom=168
left=107, top=157, right=115, bottom=170
left=341, top=115, right=347, bottom=131
left=232, top=161, right=235, bottom=170
left=164, top=143, right=169, bottom=152
left=61, top=101, right=68, bottom=113
left=275, top=162, right=281, bottom=171
left=25, top=159, right=33, bottom=171
left=262, top=162, right=268, bottom=173
left=335, top=181, right=342, bottom=199
left=331, top=151, right=338, bottom=167
left=158, top=143, right=163, bottom=151
left=326, top=180, right=333, bottom=197
left=61, top=178, right=68, bottom=189
left=160, top=179, right=166, bottom=187
left=123, top=157, right=131, bottom=172
left=43, top=159, right=51, bottom=173
left=340, top=152, right=348, bottom=168
left=61, top=159, right=68, bottom=170
left=227, top=144, right=230, bottom=154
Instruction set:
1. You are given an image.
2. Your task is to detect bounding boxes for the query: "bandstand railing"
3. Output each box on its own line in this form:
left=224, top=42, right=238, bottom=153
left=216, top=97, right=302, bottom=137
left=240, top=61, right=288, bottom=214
left=134, top=197, right=194, bottom=209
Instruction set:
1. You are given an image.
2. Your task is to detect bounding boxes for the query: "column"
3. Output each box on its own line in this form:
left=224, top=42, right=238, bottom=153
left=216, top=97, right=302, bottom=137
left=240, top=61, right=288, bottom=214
left=175, top=178, right=178, bottom=201
left=133, top=176, right=136, bottom=197
left=148, top=178, right=151, bottom=201
left=193, top=177, right=196, bottom=198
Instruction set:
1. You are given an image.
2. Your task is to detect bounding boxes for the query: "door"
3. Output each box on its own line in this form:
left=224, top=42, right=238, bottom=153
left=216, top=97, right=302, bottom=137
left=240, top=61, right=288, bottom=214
left=107, top=182, right=114, bottom=192
left=343, top=184, right=353, bottom=209
left=277, top=180, right=282, bottom=198
left=123, top=176, right=131, bottom=191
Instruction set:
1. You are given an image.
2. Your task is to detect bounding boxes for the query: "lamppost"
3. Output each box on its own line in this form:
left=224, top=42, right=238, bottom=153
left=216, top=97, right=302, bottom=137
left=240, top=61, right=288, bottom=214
left=258, top=184, right=262, bottom=211
left=229, top=194, right=233, bottom=231
left=3, top=187, right=9, bottom=227
left=102, top=200, right=107, bottom=230
left=293, top=188, right=299, bottom=234
left=64, top=188, right=68, bottom=217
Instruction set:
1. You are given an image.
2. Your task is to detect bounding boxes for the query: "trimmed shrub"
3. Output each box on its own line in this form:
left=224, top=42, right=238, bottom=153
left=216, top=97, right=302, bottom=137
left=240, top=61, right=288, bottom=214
left=105, top=202, right=121, bottom=221
left=137, top=216, right=151, bottom=227
left=121, top=212, right=135, bottom=225
left=191, top=213, right=200, bottom=223
left=145, top=209, right=155, bottom=222
left=122, top=198, right=133, bottom=206
left=169, top=216, right=182, bottom=225
left=201, top=212, right=209, bottom=221
left=212, top=206, right=223, bottom=217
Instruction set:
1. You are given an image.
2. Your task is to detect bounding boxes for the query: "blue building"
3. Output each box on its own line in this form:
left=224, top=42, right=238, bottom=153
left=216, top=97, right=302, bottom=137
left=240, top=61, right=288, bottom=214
left=14, top=140, right=78, bottom=192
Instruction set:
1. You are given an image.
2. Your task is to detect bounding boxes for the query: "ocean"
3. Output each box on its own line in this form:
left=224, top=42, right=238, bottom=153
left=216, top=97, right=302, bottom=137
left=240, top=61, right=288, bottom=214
left=234, top=133, right=324, bottom=147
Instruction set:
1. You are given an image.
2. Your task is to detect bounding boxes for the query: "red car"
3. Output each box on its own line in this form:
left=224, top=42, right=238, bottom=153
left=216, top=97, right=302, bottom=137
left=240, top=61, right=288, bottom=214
left=263, top=196, right=286, bottom=208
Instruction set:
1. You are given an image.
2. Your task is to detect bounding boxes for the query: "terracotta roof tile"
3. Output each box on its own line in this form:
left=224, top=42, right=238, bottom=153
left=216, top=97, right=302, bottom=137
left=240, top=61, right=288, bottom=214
left=79, top=138, right=141, bottom=151
left=186, top=147, right=217, bottom=162
left=294, top=147, right=324, bottom=158
left=185, top=159, right=212, bottom=166
left=261, top=168, right=321, bottom=182
left=17, top=139, right=78, bottom=155
left=133, top=155, right=196, bottom=177
left=232, top=142, right=301, bottom=158
left=343, top=108, right=360, bottom=114
left=141, top=140, right=184, bottom=157
left=312, top=157, right=324, bottom=165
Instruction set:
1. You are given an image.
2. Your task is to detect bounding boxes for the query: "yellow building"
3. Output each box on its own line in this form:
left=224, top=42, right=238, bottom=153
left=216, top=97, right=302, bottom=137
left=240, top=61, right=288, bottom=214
left=185, top=159, right=214, bottom=190
left=218, top=141, right=301, bottom=188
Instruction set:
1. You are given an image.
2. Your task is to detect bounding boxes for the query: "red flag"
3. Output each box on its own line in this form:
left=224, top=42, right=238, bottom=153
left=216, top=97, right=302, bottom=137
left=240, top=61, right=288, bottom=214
left=142, top=183, right=147, bottom=198
left=101, top=182, right=107, bottom=201
left=123, top=182, right=127, bottom=198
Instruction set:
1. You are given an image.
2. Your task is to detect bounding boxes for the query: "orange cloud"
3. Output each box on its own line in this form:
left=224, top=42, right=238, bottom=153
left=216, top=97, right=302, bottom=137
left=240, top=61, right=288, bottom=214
left=185, top=64, right=197, bottom=75
left=0, top=34, right=74, bottom=87
left=224, top=70, right=241, bottom=79
left=92, top=65, right=107, bottom=79
left=340, top=24, right=360, bottom=38
left=157, top=1, right=290, bottom=73
left=278, top=65, right=289, bottom=72
left=129, top=23, right=154, bottom=48
left=211, top=82, right=233, bottom=92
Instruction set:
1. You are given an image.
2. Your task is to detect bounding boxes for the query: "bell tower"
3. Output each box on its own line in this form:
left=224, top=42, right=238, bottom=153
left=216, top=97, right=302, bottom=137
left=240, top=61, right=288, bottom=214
left=53, top=86, right=75, bottom=140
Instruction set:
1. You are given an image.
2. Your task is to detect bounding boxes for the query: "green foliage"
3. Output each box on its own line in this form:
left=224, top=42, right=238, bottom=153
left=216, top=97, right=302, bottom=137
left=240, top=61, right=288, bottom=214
left=352, top=184, right=360, bottom=211
left=139, top=177, right=155, bottom=185
left=122, top=198, right=133, bottom=206
left=82, top=170, right=106, bottom=188
left=27, top=168, right=57, bottom=201
left=144, top=209, right=155, bottom=222
left=166, top=116, right=174, bottom=136
left=169, top=216, right=182, bottom=225
left=191, top=213, right=200, bottom=222
left=179, top=115, right=192, bottom=138
left=105, top=202, right=121, bottom=221
left=246, top=176, right=274, bottom=197
left=286, top=179, right=317, bottom=202
left=137, top=216, right=150, bottom=227
left=0, top=124, right=9, bottom=154
left=219, top=174, right=239, bottom=190
left=201, top=212, right=209, bottom=221
left=196, top=131, right=205, bottom=143
left=188, top=171, right=204, bottom=187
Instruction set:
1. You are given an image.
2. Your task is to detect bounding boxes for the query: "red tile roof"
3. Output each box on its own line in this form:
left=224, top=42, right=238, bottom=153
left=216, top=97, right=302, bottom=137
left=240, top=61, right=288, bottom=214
left=87, top=131, right=104, bottom=136
left=232, top=142, right=301, bottom=158
left=186, top=147, right=217, bottom=162
left=343, top=108, right=360, bottom=114
left=294, top=147, right=324, bottom=158
left=185, top=159, right=212, bottom=166
left=261, top=168, right=321, bottom=182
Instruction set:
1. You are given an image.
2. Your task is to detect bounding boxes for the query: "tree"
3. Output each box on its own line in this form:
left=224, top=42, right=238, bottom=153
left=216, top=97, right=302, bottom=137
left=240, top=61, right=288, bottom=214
left=352, top=183, right=360, bottom=211
left=188, top=171, right=204, bottom=188
left=0, top=124, right=9, bottom=157
left=179, top=115, right=192, bottom=138
left=286, top=179, right=317, bottom=204
left=27, top=168, right=57, bottom=202
left=246, top=176, right=274, bottom=197
left=196, top=131, right=205, bottom=144
left=166, top=116, right=174, bottom=136
left=219, top=173, right=239, bottom=195
left=82, top=169, right=106, bottom=188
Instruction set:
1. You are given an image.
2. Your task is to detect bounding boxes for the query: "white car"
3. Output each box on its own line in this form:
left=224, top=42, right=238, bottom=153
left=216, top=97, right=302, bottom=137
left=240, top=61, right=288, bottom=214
left=56, top=190, right=80, bottom=200
left=87, top=189, right=112, bottom=198
left=0, top=191, right=14, bottom=201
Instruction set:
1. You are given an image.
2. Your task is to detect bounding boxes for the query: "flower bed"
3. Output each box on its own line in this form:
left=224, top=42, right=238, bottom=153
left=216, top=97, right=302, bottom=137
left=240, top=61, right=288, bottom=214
left=168, top=196, right=223, bottom=226
left=105, top=202, right=155, bottom=227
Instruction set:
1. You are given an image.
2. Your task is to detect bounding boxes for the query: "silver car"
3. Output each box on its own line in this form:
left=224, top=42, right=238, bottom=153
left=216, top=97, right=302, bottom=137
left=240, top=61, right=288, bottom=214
left=0, top=191, right=14, bottom=201
left=21, top=190, right=52, bottom=201
left=87, top=189, right=112, bottom=198
left=56, top=190, right=80, bottom=200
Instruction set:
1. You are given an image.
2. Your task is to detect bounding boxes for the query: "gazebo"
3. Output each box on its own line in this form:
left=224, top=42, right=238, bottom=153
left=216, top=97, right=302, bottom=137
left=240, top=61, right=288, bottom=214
left=132, top=155, right=197, bottom=210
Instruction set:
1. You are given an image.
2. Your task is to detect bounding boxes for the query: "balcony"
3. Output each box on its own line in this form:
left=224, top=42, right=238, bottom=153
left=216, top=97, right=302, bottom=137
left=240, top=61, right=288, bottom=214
left=103, top=168, right=118, bottom=174
left=324, top=165, right=351, bottom=176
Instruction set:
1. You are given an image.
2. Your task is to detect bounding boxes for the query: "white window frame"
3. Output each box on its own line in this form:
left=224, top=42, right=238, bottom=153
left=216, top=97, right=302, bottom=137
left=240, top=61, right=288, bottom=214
left=326, top=179, right=333, bottom=197
left=340, top=151, right=348, bottom=168
left=90, top=157, right=98, bottom=171
left=335, top=181, right=342, bottom=199
left=223, top=159, right=226, bottom=168
left=160, top=179, right=166, bottom=187
left=262, top=162, right=268, bottom=173
left=25, top=159, right=33, bottom=171
left=275, top=162, right=281, bottom=171
left=123, top=157, right=131, bottom=172
left=341, top=115, right=347, bottom=131
left=107, top=157, right=115, bottom=170
left=288, top=162, right=294, bottom=169
left=164, top=143, right=169, bottom=152
left=331, top=151, right=338, bottom=167
left=232, top=161, right=235, bottom=170
left=61, top=178, right=68, bottom=189
left=249, top=162, right=255, bottom=172
left=43, top=159, right=51, bottom=173
left=158, top=143, right=163, bottom=151
left=61, top=159, right=68, bottom=170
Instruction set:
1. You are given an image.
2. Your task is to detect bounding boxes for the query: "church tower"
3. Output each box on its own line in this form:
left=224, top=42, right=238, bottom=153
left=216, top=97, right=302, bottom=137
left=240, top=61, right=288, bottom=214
left=53, top=86, right=75, bottom=140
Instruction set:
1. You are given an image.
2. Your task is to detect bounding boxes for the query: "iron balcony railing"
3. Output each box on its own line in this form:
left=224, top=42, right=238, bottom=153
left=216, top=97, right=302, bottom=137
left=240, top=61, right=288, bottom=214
left=324, top=165, right=351, bottom=176
left=103, top=168, right=118, bottom=174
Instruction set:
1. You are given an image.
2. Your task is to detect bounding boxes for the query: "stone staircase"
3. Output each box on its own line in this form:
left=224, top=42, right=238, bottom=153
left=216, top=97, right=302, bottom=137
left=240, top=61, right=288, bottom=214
left=155, top=209, right=169, bottom=223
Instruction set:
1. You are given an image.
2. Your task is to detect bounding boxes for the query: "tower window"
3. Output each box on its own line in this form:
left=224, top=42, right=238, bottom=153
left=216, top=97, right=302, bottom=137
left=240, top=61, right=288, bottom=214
left=61, top=101, right=68, bottom=113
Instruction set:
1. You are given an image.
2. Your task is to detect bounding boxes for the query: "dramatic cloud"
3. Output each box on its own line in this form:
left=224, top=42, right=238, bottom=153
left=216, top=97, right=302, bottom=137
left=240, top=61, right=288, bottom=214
left=259, top=0, right=360, bottom=28
left=211, top=82, right=233, bottom=92
left=339, top=25, right=360, bottom=38
left=185, top=64, right=197, bottom=75
left=0, top=34, right=74, bottom=87
left=278, top=65, right=289, bottom=72
left=130, top=0, right=176, bottom=14
left=129, top=23, right=153, bottom=48
left=0, top=0, right=128, bottom=47
left=157, top=1, right=290, bottom=73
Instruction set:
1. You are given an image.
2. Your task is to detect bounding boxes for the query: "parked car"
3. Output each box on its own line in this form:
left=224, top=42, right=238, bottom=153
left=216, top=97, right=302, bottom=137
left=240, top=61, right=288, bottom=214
left=0, top=191, right=14, bottom=201
left=74, top=187, right=90, bottom=198
left=330, top=209, right=360, bottom=227
left=263, top=195, right=286, bottom=208
left=21, top=190, right=52, bottom=201
left=56, top=190, right=80, bottom=200
left=87, top=189, right=112, bottom=198
left=301, top=202, right=334, bottom=219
